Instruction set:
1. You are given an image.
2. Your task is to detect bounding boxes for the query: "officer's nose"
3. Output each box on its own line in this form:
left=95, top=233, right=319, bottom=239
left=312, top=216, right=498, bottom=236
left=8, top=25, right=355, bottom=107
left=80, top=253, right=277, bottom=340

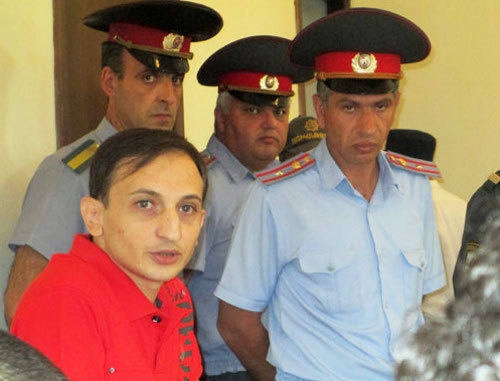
left=358, top=108, right=376, bottom=135
left=157, top=207, right=181, bottom=242
left=262, top=108, right=279, bottom=129
left=157, top=77, right=177, bottom=105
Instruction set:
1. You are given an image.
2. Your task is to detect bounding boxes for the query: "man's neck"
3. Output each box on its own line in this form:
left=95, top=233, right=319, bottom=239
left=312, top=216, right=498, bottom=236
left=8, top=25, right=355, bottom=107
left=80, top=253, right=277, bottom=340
left=328, top=148, right=380, bottom=201
left=342, top=163, right=379, bottom=201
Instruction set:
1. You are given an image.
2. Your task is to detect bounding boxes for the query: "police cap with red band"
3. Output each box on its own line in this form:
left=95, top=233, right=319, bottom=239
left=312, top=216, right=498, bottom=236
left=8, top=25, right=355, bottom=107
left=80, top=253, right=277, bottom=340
left=197, top=36, right=314, bottom=107
left=289, top=8, right=430, bottom=94
left=83, top=0, right=223, bottom=74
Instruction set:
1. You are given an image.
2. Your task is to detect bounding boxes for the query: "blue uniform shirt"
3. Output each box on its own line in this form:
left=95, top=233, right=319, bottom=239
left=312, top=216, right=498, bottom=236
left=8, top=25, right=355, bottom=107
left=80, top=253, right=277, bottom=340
left=9, top=119, right=117, bottom=258
left=215, top=139, right=445, bottom=381
left=188, top=134, right=277, bottom=376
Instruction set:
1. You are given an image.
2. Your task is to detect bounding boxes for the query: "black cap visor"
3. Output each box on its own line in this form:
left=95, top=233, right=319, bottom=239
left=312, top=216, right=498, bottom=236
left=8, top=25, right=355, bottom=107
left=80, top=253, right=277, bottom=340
left=128, top=48, right=189, bottom=74
left=324, top=78, right=399, bottom=95
left=229, top=90, right=290, bottom=108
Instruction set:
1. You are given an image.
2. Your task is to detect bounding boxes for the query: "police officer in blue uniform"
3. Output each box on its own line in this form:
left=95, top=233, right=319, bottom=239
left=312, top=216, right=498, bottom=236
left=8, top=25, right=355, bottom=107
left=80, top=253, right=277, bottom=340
left=4, top=1, right=222, bottom=327
left=186, top=36, right=313, bottom=381
left=215, top=8, right=446, bottom=380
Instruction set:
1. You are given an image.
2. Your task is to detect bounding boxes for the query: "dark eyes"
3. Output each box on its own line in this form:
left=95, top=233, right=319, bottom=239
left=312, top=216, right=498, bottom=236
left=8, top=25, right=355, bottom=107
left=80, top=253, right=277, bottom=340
left=136, top=200, right=153, bottom=209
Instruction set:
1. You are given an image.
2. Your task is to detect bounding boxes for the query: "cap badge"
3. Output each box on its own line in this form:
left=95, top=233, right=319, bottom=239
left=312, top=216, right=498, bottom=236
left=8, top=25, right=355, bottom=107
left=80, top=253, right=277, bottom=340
left=351, top=53, right=377, bottom=74
left=163, top=33, right=184, bottom=52
left=304, top=119, right=319, bottom=132
left=260, top=75, right=279, bottom=91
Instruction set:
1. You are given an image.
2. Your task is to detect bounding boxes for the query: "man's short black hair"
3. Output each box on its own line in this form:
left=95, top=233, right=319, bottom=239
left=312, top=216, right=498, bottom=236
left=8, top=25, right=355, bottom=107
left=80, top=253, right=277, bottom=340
left=101, top=41, right=125, bottom=78
left=89, top=128, right=208, bottom=205
left=0, top=330, right=67, bottom=380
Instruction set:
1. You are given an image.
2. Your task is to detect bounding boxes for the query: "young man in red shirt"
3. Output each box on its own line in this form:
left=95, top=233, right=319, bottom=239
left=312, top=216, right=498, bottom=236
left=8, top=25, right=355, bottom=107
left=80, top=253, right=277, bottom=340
left=11, top=129, right=207, bottom=380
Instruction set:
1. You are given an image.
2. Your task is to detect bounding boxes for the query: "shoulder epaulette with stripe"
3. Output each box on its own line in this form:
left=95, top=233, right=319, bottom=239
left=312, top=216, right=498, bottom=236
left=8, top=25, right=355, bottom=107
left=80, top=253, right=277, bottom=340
left=62, top=139, right=99, bottom=174
left=483, top=169, right=500, bottom=192
left=201, top=152, right=216, bottom=167
left=386, top=151, right=441, bottom=178
left=256, top=152, right=316, bottom=185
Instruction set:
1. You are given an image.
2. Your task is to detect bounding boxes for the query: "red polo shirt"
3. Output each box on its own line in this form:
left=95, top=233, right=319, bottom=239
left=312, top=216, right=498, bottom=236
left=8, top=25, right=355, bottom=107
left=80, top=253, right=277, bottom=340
left=11, top=234, right=202, bottom=380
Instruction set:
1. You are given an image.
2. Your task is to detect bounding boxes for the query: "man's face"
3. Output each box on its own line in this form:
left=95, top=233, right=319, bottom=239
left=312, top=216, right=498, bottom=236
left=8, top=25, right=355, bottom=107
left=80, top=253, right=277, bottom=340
left=216, top=97, right=289, bottom=172
left=314, top=90, right=399, bottom=171
left=106, top=50, right=183, bottom=131
left=89, top=152, right=204, bottom=298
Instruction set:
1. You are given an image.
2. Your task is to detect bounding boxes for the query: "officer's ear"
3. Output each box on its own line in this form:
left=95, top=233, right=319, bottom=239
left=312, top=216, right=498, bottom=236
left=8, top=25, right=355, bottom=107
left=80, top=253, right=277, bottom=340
left=313, top=94, right=327, bottom=129
left=101, top=66, right=118, bottom=97
left=214, top=106, right=226, bottom=140
left=80, top=196, right=105, bottom=237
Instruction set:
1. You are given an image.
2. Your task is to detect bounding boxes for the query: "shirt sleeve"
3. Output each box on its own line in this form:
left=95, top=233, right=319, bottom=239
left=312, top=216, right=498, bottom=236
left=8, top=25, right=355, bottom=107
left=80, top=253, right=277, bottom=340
left=215, top=183, right=282, bottom=312
left=11, top=287, right=107, bottom=381
left=421, top=180, right=446, bottom=295
left=9, top=155, right=88, bottom=258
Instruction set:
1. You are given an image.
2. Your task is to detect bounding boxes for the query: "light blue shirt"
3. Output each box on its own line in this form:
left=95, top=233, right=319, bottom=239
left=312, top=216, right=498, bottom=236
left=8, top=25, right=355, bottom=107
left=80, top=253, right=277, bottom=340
left=9, top=119, right=117, bottom=258
left=188, top=135, right=277, bottom=376
left=215, top=139, right=445, bottom=381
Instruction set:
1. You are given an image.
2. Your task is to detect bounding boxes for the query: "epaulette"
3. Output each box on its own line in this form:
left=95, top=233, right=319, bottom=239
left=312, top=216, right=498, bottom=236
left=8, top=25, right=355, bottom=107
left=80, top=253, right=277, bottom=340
left=386, top=151, right=441, bottom=178
left=62, top=139, right=99, bottom=174
left=483, top=169, right=500, bottom=192
left=256, top=152, right=315, bottom=185
left=201, top=152, right=216, bottom=167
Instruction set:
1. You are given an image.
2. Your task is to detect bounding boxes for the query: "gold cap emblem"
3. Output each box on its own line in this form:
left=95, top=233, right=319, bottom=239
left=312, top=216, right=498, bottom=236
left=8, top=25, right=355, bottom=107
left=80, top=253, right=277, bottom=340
left=304, top=119, right=319, bottom=132
left=259, top=75, right=279, bottom=91
left=163, top=33, right=184, bottom=52
left=351, top=53, right=378, bottom=74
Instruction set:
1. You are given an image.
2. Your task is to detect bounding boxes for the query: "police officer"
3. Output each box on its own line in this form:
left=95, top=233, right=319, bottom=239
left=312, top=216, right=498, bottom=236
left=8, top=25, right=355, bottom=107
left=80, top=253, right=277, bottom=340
left=4, top=0, right=222, bottom=327
left=279, top=116, right=325, bottom=162
left=215, top=8, right=445, bottom=380
left=186, top=36, right=313, bottom=380
left=453, top=168, right=500, bottom=293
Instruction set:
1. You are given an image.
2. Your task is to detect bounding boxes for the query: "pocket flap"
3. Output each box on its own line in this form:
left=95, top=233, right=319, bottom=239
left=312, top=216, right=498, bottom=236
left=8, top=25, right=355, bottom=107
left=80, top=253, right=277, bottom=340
left=298, top=251, right=354, bottom=274
left=402, top=249, right=427, bottom=270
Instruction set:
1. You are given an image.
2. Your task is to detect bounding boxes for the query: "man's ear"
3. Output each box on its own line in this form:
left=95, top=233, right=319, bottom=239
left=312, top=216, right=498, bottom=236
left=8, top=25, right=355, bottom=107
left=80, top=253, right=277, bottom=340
left=100, top=66, right=117, bottom=97
left=214, top=107, right=226, bottom=140
left=80, top=197, right=105, bottom=237
left=313, top=94, right=327, bottom=128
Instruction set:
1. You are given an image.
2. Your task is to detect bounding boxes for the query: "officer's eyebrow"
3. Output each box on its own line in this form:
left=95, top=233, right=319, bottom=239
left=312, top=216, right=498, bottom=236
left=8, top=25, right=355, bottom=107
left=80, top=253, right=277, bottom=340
left=129, top=189, right=202, bottom=202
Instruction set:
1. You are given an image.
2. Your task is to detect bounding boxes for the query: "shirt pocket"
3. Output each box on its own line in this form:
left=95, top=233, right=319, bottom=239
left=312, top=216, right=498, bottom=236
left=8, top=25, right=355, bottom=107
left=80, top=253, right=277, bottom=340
left=401, top=249, right=427, bottom=310
left=297, top=250, right=360, bottom=313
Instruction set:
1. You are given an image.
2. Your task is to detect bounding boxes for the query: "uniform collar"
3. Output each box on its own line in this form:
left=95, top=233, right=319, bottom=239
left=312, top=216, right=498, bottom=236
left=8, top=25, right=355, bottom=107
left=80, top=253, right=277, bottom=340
left=313, top=140, right=400, bottom=197
left=95, top=118, right=118, bottom=143
left=206, top=134, right=256, bottom=182
left=69, top=234, right=174, bottom=322
left=377, top=152, right=401, bottom=199
left=313, top=139, right=346, bottom=190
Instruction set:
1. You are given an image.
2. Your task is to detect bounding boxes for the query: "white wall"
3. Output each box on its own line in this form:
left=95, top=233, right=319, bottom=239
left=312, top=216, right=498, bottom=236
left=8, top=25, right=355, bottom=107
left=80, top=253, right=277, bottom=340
left=0, top=0, right=56, bottom=329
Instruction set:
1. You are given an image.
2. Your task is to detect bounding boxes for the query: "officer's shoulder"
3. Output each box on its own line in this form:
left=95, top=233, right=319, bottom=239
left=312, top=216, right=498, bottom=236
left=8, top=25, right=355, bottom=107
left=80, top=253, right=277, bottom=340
left=58, top=129, right=102, bottom=174
left=385, top=151, right=441, bottom=178
left=475, top=169, right=500, bottom=194
left=256, top=152, right=316, bottom=186
left=201, top=152, right=217, bottom=168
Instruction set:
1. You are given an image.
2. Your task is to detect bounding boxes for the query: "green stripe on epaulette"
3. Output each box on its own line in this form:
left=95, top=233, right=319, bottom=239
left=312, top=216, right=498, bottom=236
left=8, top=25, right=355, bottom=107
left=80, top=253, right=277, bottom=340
left=62, top=139, right=99, bottom=174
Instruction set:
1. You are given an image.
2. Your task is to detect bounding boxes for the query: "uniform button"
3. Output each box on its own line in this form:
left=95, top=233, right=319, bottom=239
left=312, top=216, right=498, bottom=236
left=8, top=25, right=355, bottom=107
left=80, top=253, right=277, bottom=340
left=327, top=266, right=334, bottom=272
